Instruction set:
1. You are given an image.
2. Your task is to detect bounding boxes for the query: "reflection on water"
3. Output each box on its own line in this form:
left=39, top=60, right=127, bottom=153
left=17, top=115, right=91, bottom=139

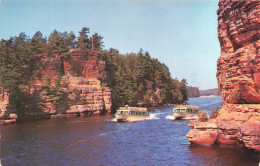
left=0, top=96, right=259, bottom=166
left=189, top=145, right=259, bottom=166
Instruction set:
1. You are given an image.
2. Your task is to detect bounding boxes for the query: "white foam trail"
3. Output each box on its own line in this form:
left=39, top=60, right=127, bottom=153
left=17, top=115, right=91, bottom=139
left=111, top=118, right=117, bottom=122
left=99, top=133, right=108, bottom=136
left=149, top=113, right=160, bottom=120
left=152, top=112, right=167, bottom=115
left=166, top=115, right=175, bottom=120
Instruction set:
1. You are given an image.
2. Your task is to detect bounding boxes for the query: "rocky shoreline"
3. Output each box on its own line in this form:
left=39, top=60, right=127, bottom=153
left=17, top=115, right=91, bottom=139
left=186, top=0, right=260, bottom=152
left=0, top=49, right=112, bottom=124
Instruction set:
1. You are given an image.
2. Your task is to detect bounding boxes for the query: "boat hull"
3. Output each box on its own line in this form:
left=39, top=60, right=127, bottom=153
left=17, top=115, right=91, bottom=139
left=115, top=114, right=150, bottom=122
left=173, top=112, right=198, bottom=120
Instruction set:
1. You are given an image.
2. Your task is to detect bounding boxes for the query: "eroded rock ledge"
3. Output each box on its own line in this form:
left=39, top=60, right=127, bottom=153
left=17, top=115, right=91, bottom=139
left=186, top=0, right=260, bottom=152
left=187, top=104, right=260, bottom=151
left=0, top=49, right=112, bottom=122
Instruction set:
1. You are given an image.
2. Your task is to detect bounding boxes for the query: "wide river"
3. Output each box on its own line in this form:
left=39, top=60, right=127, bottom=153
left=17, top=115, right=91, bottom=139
left=0, top=96, right=259, bottom=166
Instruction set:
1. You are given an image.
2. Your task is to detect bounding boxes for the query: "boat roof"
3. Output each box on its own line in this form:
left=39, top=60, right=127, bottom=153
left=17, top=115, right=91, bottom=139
left=118, top=105, right=147, bottom=111
left=174, top=105, right=199, bottom=110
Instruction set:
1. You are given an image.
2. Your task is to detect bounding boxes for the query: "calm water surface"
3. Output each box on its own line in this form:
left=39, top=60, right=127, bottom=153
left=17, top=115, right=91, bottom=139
left=1, top=96, right=259, bottom=166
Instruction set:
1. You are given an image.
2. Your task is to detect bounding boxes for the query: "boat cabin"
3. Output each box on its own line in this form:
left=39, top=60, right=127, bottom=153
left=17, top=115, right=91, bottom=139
left=173, top=105, right=199, bottom=114
left=115, top=105, right=150, bottom=122
left=116, top=109, right=149, bottom=116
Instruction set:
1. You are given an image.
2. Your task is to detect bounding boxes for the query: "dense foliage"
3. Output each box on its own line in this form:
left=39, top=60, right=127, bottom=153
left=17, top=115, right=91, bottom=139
left=101, top=49, right=188, bottom=110
left=0, top=27, right=188, bottom=116
left=200, top=88, right=220, bottom=96
left=187, top=86, right=200, bottom=97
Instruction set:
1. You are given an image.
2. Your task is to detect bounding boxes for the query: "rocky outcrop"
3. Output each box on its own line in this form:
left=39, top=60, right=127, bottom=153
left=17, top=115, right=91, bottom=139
left=0, top=92, right=9, bottom=118
left=186, top=119, right=218, bottom=146
left=0, top=49, right=112, bottom=123
left=217, top=0, right=260, bottom=104
left=187, top=0, right=260, bottom=152
left=34, top=49, right=106, bottom=85
left=36, top=49, right=112, bottom=116
left=0, top=92, right=19, bottom=124
left=64, top=49, right=105, bottom=79
left=62, top=76, right=111, bottom=114
left=216, top=104, right=260, bottom=150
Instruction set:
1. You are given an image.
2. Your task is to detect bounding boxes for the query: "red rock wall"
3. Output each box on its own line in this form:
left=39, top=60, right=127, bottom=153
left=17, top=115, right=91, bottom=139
left=34, top=52, right=62, bottom=86
left=34, top=49, right=106, bottom=85
left=187, top=0, right=260, bottom=152
left=64, top=49, right=105, bottom=79
left=217, top=0, right=260, bottom=104
left=62, top=76, right=111, bottom=114
left=216, top=0, right=260, bottom=151
left=37, top=49, right=112, bottom=114
left=0, top=49, right=111, bottom=122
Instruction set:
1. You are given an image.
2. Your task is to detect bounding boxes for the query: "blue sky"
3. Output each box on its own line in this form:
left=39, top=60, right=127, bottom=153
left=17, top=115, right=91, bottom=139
left=0, top=0, right=220, bottom=90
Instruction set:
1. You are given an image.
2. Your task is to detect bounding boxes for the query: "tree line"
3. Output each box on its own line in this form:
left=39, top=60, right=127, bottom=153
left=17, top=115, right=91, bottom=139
left=0, top=27, right=188, bottom=117
left=187, top=86, right=200, bottom=97
left=0, top=27, right=104, bottom=117
left=101, top=48, right=188, bottom=110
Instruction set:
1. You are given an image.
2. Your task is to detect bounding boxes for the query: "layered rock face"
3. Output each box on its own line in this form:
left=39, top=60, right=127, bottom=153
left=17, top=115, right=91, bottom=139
left=217, top=0, right=260, bottom=103
left=64, top=49, right=105, bottom=79
left=62, top=76, right=111, bottom=114
left=34, top=49, right=106, bottom=85
left=187, top=0, right=260, bottom=152
left=0, top=49, right=112, bottom=122
left=36, top=49, right=112, bottom=116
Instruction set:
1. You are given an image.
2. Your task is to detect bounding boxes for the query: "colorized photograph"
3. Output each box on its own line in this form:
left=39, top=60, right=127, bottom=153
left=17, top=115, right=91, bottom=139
left=0, top=0, right=259, bottom=165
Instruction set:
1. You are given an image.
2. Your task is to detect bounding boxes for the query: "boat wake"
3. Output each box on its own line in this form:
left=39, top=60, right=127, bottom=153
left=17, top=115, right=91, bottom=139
left=165, top=115, right=175, bottom=120
left=110, top=118, right=117, bottom=122
left=149, top=113, right=160, bottom=120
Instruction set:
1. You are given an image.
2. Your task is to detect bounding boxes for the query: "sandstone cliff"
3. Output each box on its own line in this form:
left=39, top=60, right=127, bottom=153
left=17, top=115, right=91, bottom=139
left=0, top=49, right=112, bottom=121
left=187, top=0, right=260, bottom=152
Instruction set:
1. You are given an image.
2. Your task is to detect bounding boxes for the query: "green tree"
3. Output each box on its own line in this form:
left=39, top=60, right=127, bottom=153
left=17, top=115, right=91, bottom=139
left=0, top=38, right=23, bottom=96
left=179, top=79, right=188, bottom=103
left=48, top=30, right=66, bottom=50
left=42, top=76, right=70, bottom=114
left=76, top=27, right=90, bottom=49
left=90, top=33, right=104, bottom=50
left=31, top=31, right=47, bottom=54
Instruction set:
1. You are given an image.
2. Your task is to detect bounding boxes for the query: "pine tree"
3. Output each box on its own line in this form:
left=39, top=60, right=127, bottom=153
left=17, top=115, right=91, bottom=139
left=76, top=27, right=90, bottom=49
left=90, top=33, right=104, bottom=50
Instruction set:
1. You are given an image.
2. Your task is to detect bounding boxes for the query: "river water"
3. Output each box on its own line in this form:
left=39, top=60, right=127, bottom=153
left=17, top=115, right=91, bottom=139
left=0, top=96, right=259, bottom=166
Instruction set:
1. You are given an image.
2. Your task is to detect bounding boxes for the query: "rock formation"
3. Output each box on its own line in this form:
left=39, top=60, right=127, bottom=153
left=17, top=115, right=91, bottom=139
left=217, top=0, right=260, bottom=104
left=0, top=49, right=112, bottom=122
left=187, top=0, right=260, bottom=152
left=37, top=49, right=112, bottom=116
